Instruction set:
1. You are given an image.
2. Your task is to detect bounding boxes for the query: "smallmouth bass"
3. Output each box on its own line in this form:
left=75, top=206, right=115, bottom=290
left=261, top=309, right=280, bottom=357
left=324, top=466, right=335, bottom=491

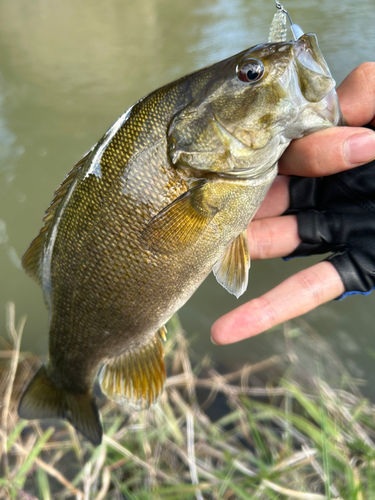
left=19, top=34, right=342, bottom=445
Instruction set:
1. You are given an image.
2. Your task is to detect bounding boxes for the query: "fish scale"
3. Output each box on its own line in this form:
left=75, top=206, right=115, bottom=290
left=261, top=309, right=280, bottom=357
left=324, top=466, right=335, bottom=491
left=18, top=34, right=343, bottom=445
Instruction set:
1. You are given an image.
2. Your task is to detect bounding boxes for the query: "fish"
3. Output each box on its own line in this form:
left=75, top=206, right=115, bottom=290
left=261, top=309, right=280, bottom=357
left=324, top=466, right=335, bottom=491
left=18, top=33, right=343, bottom=445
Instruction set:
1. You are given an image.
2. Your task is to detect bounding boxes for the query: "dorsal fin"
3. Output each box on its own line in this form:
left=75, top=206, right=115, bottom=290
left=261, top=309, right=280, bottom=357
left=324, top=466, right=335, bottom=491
left=99, top=328, right=167, bottom=410
left=22, top=151, right=91, bottom=284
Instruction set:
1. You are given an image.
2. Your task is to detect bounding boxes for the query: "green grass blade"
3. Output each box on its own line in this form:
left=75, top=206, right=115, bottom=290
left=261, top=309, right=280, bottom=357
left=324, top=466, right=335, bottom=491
left=37, top=467, right=51, bottom=500
left=6, top=420, right=28, bottom=451
left=13, top=427, right=54, bottom=489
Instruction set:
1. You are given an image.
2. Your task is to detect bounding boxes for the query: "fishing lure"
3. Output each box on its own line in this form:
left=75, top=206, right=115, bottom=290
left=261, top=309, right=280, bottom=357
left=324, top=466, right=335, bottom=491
left=269, top=1, right=304, bottom=42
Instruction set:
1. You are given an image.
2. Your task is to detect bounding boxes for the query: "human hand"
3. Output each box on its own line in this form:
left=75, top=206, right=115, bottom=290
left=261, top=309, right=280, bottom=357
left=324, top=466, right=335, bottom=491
left=212, top=63, right=375, bottom=345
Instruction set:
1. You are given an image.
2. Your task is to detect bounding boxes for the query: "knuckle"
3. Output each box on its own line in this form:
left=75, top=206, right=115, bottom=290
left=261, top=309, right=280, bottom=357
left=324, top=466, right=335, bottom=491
left=351, top=63, right=375, bottom=101
left=248, top=219, right=274, bottom=260
left=303, top=140, right=324, bottom=174
left=251, top=295, right=277, bottom=331
left=252, top=219, right=273, bottom=260
left=246, top=224, right=258, bottom=257
left=295, top=268, right=324, bottom=307
left=357, top=62, right=375, bottom=89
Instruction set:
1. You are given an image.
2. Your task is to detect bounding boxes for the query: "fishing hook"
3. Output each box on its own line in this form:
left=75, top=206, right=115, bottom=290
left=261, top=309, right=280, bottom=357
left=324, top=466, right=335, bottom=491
left=275, top=1, right=304, bottom=41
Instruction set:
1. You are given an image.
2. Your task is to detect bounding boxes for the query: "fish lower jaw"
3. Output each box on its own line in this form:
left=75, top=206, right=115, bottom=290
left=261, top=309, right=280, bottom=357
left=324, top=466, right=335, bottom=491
left=314, top=89, right=343, bottom=126
left=222, top=159, right=279, bottom=180
left=281, top=100, right=339, bottom=142
left=298, top=104, right=338, bottom=134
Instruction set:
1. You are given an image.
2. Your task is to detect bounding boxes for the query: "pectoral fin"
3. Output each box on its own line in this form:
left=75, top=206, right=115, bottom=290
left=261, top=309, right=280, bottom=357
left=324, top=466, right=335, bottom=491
left=213, top=229, right=250, bottom=298
left=141, top=181, right=218, bottom=254
left=99, top=329, right=167, bottom=410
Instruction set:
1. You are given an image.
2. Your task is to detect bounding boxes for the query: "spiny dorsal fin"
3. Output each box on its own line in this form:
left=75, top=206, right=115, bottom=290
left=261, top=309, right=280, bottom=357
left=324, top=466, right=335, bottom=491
left=18, top=364, right=102, bottom=446
left=22, top=151, right=91, bottom=284
left=99, top=329, right=167, bottom=410
left=141, top=181, right=218, bottom=254
left=213, top=229, right=250, bottom=298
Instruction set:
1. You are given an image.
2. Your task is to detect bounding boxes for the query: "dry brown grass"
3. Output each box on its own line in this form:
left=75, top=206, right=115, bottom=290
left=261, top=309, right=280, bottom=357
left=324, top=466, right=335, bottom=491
left=1, top=305, right=375, bottom=500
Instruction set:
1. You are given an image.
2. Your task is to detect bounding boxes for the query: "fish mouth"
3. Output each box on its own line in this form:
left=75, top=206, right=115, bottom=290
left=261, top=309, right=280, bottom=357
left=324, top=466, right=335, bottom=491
left=278, top=34, right=342, bottom=130
left=293, top=34, right=332, bottom=79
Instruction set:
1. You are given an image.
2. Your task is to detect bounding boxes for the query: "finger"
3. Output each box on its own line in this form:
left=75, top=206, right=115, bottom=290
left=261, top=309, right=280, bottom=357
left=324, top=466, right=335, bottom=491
left=248, top=215, right=300, bottom=260
left=211, top=261, right=345, bottom=345
left=278, top=126, right=375, bottom=176
left=278, top=62, right=375, bottom=177
left=337, top=62, right=375, bottom=127
left=253, top=175, right=290, bottom=220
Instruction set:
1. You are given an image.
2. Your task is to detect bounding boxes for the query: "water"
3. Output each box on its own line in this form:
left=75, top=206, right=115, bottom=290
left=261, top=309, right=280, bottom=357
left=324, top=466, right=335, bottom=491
left=1, top=0, right=375, bottom=393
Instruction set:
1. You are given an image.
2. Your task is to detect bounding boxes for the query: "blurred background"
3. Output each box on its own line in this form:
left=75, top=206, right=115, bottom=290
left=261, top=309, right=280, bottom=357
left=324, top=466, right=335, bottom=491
left=0, top=0, right=374, bottom=395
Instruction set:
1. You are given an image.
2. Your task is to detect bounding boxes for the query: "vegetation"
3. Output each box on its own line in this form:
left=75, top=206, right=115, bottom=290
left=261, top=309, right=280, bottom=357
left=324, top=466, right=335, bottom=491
left=1, top=303, right=375, bottom=499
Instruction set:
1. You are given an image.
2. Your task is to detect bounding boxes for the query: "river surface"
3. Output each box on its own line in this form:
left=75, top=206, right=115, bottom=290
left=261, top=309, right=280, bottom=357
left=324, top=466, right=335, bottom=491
left=1, top=0, right=375, bottom=395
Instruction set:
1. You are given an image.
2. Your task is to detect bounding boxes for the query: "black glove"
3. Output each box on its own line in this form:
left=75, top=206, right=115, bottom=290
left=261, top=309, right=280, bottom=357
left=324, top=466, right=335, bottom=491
left=284, top=126, right=375, bottom=299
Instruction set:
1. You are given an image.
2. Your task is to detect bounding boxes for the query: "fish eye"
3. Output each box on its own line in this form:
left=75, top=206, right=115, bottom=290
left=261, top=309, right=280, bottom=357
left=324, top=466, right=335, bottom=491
left=237, top=59, right=265, bottom=83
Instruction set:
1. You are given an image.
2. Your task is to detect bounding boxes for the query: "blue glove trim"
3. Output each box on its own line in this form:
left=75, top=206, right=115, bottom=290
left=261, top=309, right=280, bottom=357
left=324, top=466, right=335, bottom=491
left=335, top=287, right=375, bottom=301
left=282, top=255, right=311, bottom=262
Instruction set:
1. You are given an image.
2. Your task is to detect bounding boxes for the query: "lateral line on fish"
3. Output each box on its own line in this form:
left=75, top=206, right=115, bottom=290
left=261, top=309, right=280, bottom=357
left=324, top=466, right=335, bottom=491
left=43, top=100, right=144, bottom=305
left=42, top=177, right=80, bottom=309
left=84, top=103, right=136, bottom=180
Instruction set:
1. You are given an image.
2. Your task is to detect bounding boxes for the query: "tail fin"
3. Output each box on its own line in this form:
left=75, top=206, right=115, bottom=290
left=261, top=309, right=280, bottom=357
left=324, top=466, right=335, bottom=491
left=18, top=365, right=103, bottom=446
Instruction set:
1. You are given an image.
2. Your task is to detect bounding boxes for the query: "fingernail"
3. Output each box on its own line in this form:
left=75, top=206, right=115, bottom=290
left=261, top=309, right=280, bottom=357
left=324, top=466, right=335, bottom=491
left=344, top=132, right=375, bottom=166
left=210, top=335, right=219, bottom=345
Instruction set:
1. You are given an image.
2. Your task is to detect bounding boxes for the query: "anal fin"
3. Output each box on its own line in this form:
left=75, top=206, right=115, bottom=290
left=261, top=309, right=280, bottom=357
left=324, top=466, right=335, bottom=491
left=213, top=229, right=250, bottom=298
left=99, top=329, right=167, bottom=410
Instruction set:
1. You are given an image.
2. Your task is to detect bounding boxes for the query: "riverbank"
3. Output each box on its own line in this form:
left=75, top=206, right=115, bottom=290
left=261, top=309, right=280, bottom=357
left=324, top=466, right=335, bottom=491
left=1, top=304, right=374, bottom=499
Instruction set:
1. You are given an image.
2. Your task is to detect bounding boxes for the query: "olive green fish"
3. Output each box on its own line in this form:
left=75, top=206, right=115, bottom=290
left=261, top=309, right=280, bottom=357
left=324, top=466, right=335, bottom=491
left=18, top=34, right=342, bottom=445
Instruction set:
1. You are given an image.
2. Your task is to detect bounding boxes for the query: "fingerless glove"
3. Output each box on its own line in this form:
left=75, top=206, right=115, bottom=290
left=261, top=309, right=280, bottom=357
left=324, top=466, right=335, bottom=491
left=285, top=126, right=375, bottom=299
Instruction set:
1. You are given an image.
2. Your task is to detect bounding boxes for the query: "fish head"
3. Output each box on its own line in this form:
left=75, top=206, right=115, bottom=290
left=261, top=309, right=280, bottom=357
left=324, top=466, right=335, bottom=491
left=168, top=33, right=343, bottom=177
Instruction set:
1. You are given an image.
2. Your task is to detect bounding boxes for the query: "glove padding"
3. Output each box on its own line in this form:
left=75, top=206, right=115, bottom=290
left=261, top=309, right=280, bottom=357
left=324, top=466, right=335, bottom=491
left=285, top=128, right=375, bottom=299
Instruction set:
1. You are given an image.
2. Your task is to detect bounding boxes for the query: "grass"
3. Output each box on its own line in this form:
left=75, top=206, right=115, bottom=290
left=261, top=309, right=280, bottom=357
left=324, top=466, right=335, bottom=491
left=1, top=304, right=375, bottom=499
